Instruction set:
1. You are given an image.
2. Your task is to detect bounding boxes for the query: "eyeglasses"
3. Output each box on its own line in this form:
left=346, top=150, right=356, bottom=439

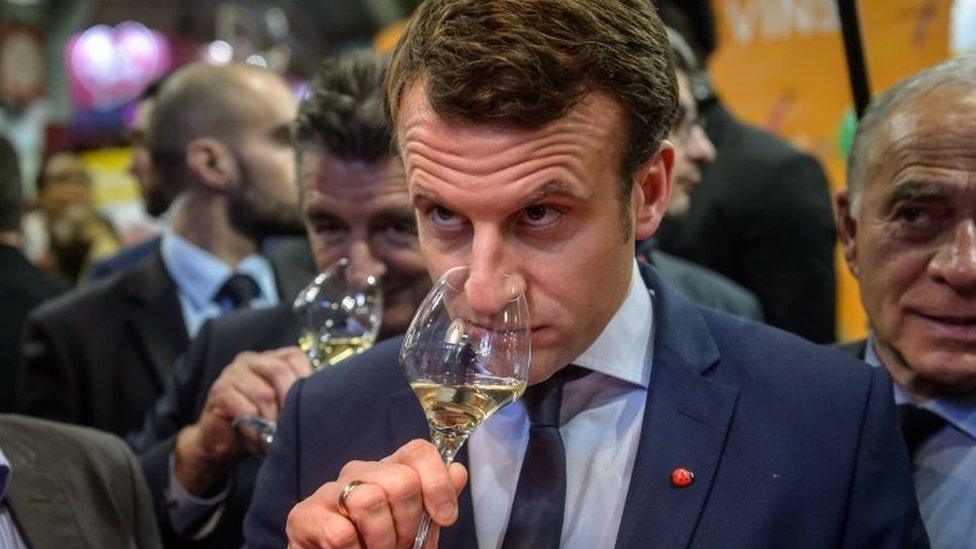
left=671, top=103, right=707, bottom=143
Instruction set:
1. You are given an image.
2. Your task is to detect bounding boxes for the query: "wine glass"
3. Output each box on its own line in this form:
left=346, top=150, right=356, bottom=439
left=401, top=266, right=531, bottom=549
left=293, top=257, right=384, bottom=370
left=233, top=258, right=383, bottom=453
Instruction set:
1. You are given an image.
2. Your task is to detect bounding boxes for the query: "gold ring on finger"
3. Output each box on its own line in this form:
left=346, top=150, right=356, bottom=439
left=337, top=480, right=366, bottom=518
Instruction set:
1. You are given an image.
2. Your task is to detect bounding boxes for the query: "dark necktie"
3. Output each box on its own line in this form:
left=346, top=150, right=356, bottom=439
left=214, top=273, right=261, bottom=312
left=501, top=365, right=589, bottom=549
left=898, top=404, right=947, bottom=459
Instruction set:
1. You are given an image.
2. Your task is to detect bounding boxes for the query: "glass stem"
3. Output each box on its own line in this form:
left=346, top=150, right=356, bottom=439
left=412, top=429, right=469, bottom=549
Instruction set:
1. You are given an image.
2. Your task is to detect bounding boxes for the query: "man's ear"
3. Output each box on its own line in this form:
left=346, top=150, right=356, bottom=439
left=835, top=189, right=860, bottom=278
left=633, top=141, right=675, bottom=240
left=186, top=138, right=238, bottom=193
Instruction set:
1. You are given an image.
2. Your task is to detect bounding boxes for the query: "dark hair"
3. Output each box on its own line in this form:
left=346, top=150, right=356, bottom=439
left=386, top=0, right=678, bottom=195
left=294, top=50, right=392, bottom=163
left=0, top=135, right=24, bottom=232
left=654, top=0, right=717, bottom=64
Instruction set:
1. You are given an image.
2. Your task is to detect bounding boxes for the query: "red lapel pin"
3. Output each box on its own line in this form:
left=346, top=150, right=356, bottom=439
left=671, top=468, right=694, bottom=488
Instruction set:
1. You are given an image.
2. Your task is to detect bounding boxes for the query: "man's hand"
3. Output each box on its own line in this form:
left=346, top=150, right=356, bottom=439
left=286, top=439, right=468, bottom=549
left=174, top=346, right=311, bottom=496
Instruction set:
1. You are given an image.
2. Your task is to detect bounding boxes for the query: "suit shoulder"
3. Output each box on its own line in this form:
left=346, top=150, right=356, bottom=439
left=653, top=252, right=762, bottom=319
left=209, top=304, right=295, bottom=335
left=299, top=336, right=405, bottom=402
left=0, top=414, right=132, bottom=464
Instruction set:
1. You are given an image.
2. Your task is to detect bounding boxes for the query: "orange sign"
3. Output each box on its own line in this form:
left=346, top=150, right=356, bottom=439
left=709, top=0, right=952, bottom=340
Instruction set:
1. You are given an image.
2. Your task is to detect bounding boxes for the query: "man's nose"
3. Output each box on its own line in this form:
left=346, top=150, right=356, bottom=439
left=930, top=219, right=976, bottom=292
left=346, top=238, right=386, bottom=289
left=688, top=125, right=716, bottom=165
left=465, top=226, right=526, bottom=316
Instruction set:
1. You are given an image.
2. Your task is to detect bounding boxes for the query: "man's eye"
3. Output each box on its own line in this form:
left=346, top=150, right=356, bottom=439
left=521, top=205, right=562, bottom=227
left=428, top=206, right=466, bottom=230
left=897, top=207, right=922, bottom=223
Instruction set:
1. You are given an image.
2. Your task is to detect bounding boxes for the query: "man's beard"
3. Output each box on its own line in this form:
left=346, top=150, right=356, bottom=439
left=227, top=155, right=305, bottom=241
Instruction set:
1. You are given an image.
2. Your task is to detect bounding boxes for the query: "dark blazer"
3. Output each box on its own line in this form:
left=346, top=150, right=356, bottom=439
left=0, top=245, right=66, bottom=412
left=0, top=414, right=163, bottom=548
left=130, top=305, right=300, bottom=549
left=16, top=248, right=309, bottom=436
left=656, top=101, right=836, bottom=344
left=244, top=265, right=927, bottom=548
left=85, top=235, right=161, bottom=282
left=837, top=339, right=868, bottom=359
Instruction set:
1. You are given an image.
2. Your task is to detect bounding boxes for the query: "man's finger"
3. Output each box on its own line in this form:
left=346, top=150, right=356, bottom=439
left=342, top=481, right=397, bottom=549
left=249, top=358, right=301, bottom=404
left=392, top=440, right=460, bottom=526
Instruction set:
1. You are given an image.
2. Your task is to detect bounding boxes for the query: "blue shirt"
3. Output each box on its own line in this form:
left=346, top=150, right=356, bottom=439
left=160, top=230, right=280, bottom=338
left=0, top=448, right=30, bottom=549
left=866, top=337, right=976, bottom=548
left=469, top=260, right=654, bottom=548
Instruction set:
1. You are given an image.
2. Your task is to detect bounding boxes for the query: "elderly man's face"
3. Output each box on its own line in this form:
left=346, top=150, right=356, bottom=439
left=839, top=87, right=976, bottom=396
left=301, top=150, right=429, bottom=340
left=397, top=83, right=673, bottom=384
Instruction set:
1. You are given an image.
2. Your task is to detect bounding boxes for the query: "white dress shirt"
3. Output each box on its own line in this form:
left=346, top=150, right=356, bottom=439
left=160, top=230, right=280, bottom=337
left=865, top=337, right=976, bottom=547
left=469, top=260, right=654, bottom=548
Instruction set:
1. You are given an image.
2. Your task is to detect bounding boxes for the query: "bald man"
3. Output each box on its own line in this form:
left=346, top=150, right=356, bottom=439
left=17, top=63, right=310, bottom=437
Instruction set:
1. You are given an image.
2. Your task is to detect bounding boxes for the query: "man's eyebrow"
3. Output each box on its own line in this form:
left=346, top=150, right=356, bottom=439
left=882, top=181, right=951, bottom=211
left=305, top=208, right=344, bottom=223
left=411, top=185, right=440, bottom=203
left=526, top=181, right=577, bottom=204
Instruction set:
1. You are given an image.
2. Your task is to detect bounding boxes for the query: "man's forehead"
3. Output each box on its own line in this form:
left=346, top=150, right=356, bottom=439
left=866, top=89, right=976, bottom=192
left=302, top=152, right=406, bottom=198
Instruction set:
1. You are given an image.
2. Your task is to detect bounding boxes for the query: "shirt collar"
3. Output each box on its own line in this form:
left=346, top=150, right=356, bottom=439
left=0, top=447, right=11, bottom=503
left=160, top=230, right=279, bottom=310
left=572, top=260, right=653, bottom=388
left=866, top=334, right=976, bottom=440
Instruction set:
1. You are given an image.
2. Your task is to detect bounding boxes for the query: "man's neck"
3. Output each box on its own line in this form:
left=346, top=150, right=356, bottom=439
left=169, top=191, right=258, bottom=268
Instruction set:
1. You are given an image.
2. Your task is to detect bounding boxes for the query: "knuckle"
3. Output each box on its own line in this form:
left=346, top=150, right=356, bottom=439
left=322, top=517, right=359, bottom=547
left=398, top=439, right=433, bottom=462
left=347, top=484, right=387, bottom=516
left=384, top=465, right=421, bottom=505
left=339, top=460, right=368, bottom=479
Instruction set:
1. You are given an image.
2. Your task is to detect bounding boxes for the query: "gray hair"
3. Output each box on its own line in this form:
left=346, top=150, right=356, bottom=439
left=847, top=55, right=976, bottom=215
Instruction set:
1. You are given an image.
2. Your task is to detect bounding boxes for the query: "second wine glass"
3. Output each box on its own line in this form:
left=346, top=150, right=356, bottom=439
left=293, top=257, right=384, bottom=370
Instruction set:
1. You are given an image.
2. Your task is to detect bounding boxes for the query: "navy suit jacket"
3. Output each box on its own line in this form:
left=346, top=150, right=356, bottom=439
left=245, top=265, right=927, bottom=548
left=85, top=236, right=161, bottom=282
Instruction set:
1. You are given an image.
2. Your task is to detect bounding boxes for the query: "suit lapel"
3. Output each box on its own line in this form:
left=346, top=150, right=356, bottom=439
left=386, top=387, right=478, bottom=548
left=123, top=252, right=189, bottom=385
left=3, top=434, right=84, bottom=548
left=614, top=266, right=739, bottom=549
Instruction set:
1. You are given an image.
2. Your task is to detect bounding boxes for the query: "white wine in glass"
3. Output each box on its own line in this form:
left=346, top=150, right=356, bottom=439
left=400, top=266, right=531, bottom=549
left=293, top=257, right=383, bottom=370
left=233, top=258, right=383, bottom=453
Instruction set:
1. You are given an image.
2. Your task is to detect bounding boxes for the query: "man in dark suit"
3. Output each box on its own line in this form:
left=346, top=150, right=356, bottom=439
left=0, top=414, right=162, bottom=548
left=653, top=0, right=836, bottom=343
left=17, top=62, right=308, bottom=436
left=0, top=136, right=66, bottom=413
left=246, top=1, right=925, bottom=547
left=129, top=51, right=431, bottom=548
left=836, top=56, right=976, bottom=548
left=637, top=29, right=762, bottom=323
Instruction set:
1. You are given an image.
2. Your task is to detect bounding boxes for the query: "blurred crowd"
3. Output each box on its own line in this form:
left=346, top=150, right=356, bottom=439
left=0, top=1, right=974, bottom=548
